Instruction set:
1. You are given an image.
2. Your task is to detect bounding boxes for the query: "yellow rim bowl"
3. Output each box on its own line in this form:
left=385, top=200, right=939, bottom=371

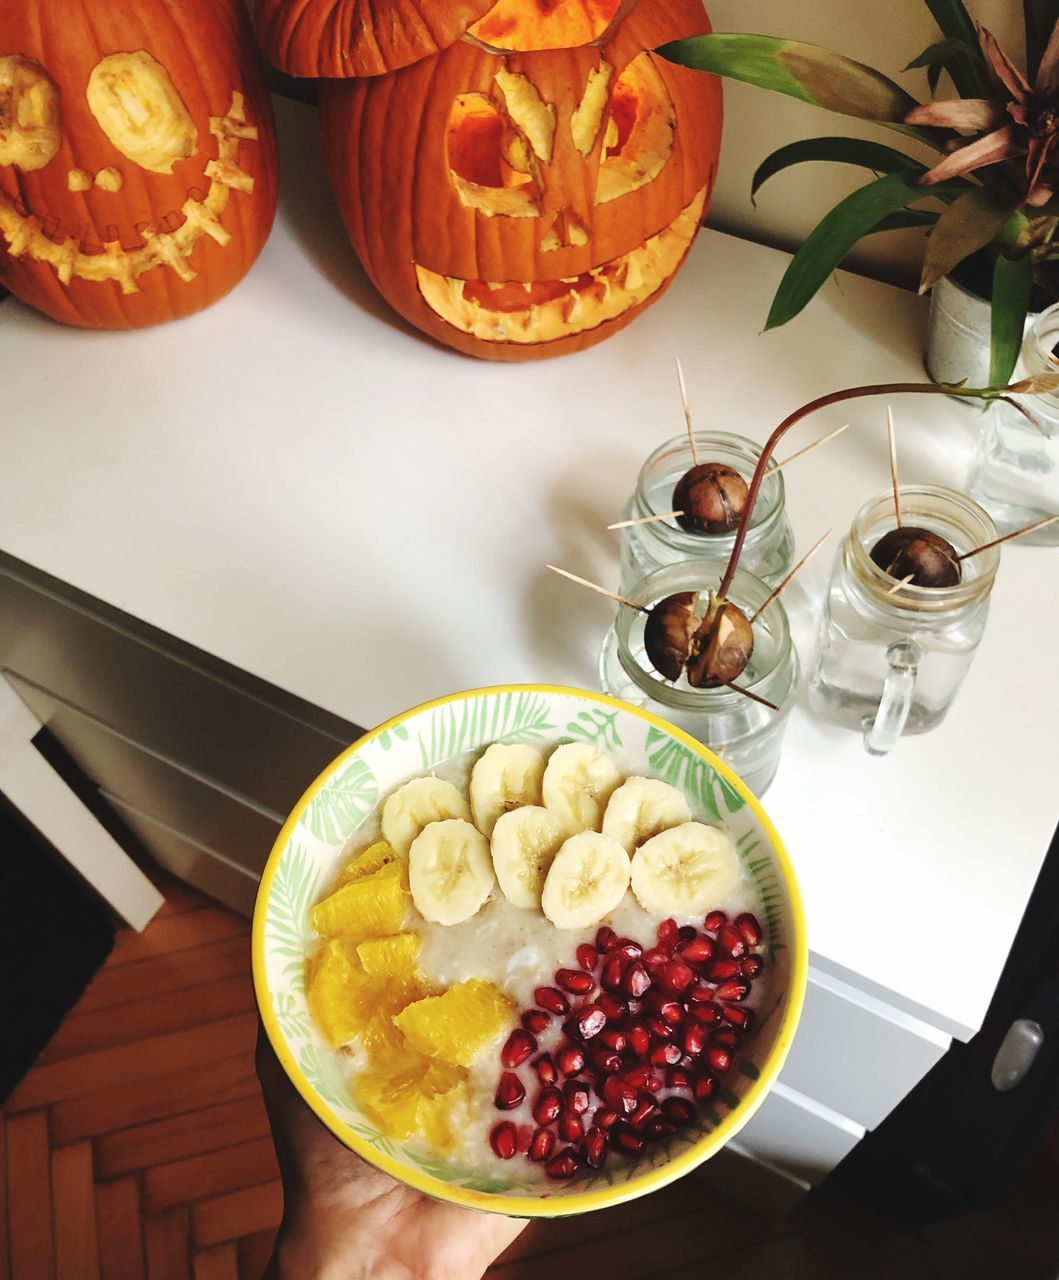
left=253, top=684, right=807, bottom=1218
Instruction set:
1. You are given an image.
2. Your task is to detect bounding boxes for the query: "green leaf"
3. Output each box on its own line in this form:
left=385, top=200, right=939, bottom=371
left=657, top=34, right=919, bottom=125
left=920, top=0, right=990, bottom=96
left=765, top=172, right=930, bottom=329
left=866, top=209, right=940, bottom=234
left=1025, top=1, right=1059, bottom=80
left=990, top=253, right=1034, bottom=385
left=904, top=35, right=984, bottom=95
left=920, top=189, right=1020, bottom=292
left=751, top=137, right=924, bottom=204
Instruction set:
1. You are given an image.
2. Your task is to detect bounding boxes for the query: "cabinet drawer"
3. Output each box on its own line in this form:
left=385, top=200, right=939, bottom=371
left=780, top=967, right=950, bottom=1130
left=729, top=1082, right=864, bottom=1186
left=9, top=674, right=280, bottom=876
left=0, top=564, right=349, bottom=816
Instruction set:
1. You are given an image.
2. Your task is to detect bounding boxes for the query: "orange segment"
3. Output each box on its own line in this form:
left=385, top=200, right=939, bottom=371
left=357, top=932, right=422, bottom=977
left=336, top=840, right=401, bottom=887
left=306, top=939, right=371, bottom=1047
left=311, top=864, right=405, bottom=941
left=394, top=979, right=515, bottom=1067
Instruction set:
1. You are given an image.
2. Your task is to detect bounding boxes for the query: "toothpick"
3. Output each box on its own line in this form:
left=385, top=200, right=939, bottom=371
left=956, top=511, right=1059, bottom=560
left=723, top=682, right=780, bottom=711
left=608, top=509, right=685, bottom=530
left=887, top=405, right=902, bottom=528
left=749, top=529, right=831, bottom=624
left=546, top=564, right=649, bottom=614
left=886, top=573, right=916, bottom=595
left=767, top=422, right=852, bottom=475
left=675, top=358, right=698, bottom=465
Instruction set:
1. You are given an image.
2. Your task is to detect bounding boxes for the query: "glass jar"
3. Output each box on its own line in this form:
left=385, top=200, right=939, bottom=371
left=599, top=561, right=799, bottom=797
left=968, top=302, right=1059, bottom=544
left=808, top=486, right=1000, bottom=755
left=618, top=432, right=795, bottom=593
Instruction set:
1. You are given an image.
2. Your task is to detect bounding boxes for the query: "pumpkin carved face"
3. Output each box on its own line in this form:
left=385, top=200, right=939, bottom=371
left=0, top=0, right=278, bottom=329
left=258, top=0, right=721, bottom=360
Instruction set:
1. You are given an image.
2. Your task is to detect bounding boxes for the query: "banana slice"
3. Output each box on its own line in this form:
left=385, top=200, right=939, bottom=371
left=630, top=822, right=741, bottom=915
left=541, top=743, right=623, bottom=836
left=469, top=743, right=546, bottom=838
left=408, top=818, right=494, bottom=925
left=491, top=805, right=567, bottom=909
left=541, top=831, right=631, bottom=929
left=601, top=777, right=693, bottom=854
left=381, top=777, right=470, bottom=857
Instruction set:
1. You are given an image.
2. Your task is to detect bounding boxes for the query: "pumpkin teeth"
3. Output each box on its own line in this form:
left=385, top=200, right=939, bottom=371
left=414, top=183, right=706, bottom=346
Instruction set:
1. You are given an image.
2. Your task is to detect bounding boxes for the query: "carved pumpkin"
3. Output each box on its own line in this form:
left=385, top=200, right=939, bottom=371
left=0, top=0, right=278, bottom=329
left=257, top=0, right=721, bottom=360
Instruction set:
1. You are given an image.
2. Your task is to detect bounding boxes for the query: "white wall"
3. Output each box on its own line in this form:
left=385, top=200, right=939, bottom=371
left=702, top=1, right=1023, bottom=289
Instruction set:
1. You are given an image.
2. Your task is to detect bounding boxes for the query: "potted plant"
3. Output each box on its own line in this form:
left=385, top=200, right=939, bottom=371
left=657, top=0, right=1059, bottom=388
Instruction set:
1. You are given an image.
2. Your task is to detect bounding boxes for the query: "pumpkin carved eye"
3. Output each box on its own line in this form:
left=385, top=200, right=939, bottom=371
left=0, top=55, right=61, bottom=173
left=447, top=94, right=541, bottom=217
left=595, top=52, right=675, bottom=204
left=86, top=51, right=198, bottom=175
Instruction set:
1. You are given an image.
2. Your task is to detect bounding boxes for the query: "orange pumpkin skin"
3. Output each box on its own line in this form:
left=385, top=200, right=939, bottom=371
left=317, top=0, right=721, bottom=360
left=0, top=0, right=278, bottom=329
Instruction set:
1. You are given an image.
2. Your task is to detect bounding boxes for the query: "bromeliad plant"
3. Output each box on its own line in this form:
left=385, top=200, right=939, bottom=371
left=658, top=1, right=1059, bottom=385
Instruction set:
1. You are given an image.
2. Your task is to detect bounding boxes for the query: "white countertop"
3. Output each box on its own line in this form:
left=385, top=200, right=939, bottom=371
left=2, top=97, right=1055, bottom=1040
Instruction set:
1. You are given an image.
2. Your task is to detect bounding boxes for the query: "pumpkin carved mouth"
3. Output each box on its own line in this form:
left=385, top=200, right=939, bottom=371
left=0, top=90, right=258, bottom=295
left=415, top=183, right=706, bottom=344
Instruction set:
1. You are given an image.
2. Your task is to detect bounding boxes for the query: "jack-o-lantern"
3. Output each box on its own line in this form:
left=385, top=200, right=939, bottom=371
left=0, top=0, right=278, bottom=329
left=257, top=0, right=721, bottom=360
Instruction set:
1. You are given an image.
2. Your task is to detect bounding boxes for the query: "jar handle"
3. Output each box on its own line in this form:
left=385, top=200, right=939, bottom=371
left=863, top=641, right=921, bottom=756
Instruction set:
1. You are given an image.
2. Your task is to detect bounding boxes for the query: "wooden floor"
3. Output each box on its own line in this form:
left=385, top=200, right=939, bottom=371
left=4, top=878, right=1059, bottom=1280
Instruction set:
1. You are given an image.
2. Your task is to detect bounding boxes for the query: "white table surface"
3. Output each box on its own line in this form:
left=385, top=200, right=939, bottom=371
left=2, top=97, right=1055, bottom=1040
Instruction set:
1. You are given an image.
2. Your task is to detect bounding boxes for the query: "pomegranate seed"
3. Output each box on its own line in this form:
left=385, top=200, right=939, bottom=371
left=707, top=1046, right=732, bottom=1074
left=677, top=925, right=698, bottom=943
left=694, top=1073, right=718, bottom=1102
left=533, top=1086, right=563, bottom=1125
left=642, top=947, right=669, bottom=977
left=689, top=1001, right=722, bottom=1025
left=610, top=1123, right=644, bottom=1155
left=489, top=1121, right=518, bottom=1159
left=626, top=999, right=643, bottom=1017
left=601, top=953, right=627, bottom=992
left=621, top=1064, right=656, bottom=1090
left=593, top=1106, right=619, bottom=1130
left=596, top=993, right=627, bottom=1022
left=684, top=1022, right=708, bottom=1056
left=662, top=1096, right=696, bottom=1124
left=582, top=1127, right=607, bottom=1169
left=529, top=1128, right=555, bottom=1162
left=665, top=1066, right=692, bottom=1090
left=556, top=1045, right=586, bottom=1077
left=599, top=1029, right=627, bottom=1054
left=657, top=918, right=678, bottom=949
left=630, top=1092, right=660, bottom=1127
left=715, top=924, right=748, bottom=960
left=650, top=1041, right=682, bottom=1067
left=626, top=1023, right=651, bottom=1056
left=713, top=1028, right=740, bottom=1050
left=677, top=937, right=714, bottom=965
left=494, top=1073, right=525, bottom=1110
left=723, top=1004, right=755, bottom=1031
left=559, top=1113, right=585, bottom=1142
left=741, top=955, right=764, bottom=979
left=517, top=1125, right=534, bottom=1153
left=555, top=968, right=595, bottom=995
left=705, top=958, right=741, bottom=982
left=522, top=1009, right=551, bottom=1034
left=735, top=912, right=763, bottom=947
left=575, top=1005, right=607, bottom=1040
left=501, top=1028, right=537, bottom=1068
left=714, top=978, right=750, bottom=1003
left=563, top=1081, right=590, bottom=1115
left=687, top=983, right=716, bottom=1006
left=596, top=926, right=619, bottom=952
left=647, top=1016, right=671, bottom=1040
left=576, top=943, right=598, bottom=972
left=601, top=1075, right=638, bottom=1115
left=590, top=1045, right=622, bottom=1075
left=533, top=1053, right=558, bottom=1085
left=623, top=961, right=652, bottom=998
left=643, top=1117, right=680, bottom=1142
left=545, top=1148, right=580, bottom=1180
left=659, top=999, right=684, bottom=1026
left=661, top=960, right=695, bottom=993
left=704, top=910, right=728, bottom=933
left=535, top=986, right=569, bottom=1015
left=615, top=940, right=643, bottom=962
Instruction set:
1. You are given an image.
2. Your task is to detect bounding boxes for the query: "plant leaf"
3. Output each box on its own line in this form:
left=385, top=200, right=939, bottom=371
left=765, top=172, right=939, bottom=330
left=1008, top=371, right=1059, bottom=394
left=865, top=209, right=940, bottom=233
left=990, top=253, right=1034, bottom=385
left=1025, top=2, right=1059, bottom=81
left=920, top=189, right=1021, bottom=292
left=920, top=0, right=991, bottom=96
left=656, top=34, right=919, bottom=124
left=751, top=137, right=924, bottom=203
left=904, top=36, right=981, bottom=73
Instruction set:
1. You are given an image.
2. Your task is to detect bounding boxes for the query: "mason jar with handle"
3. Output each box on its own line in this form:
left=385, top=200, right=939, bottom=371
left=809, top=487, right=1000, bottom=755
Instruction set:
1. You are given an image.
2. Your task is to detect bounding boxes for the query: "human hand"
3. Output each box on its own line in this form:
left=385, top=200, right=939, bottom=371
left=256, top=1026, right=528, bottom=1280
